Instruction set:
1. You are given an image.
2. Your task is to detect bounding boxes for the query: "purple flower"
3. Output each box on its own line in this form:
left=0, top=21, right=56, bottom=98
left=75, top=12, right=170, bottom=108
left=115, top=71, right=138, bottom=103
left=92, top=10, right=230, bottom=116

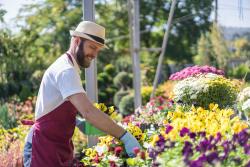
left=156, top=135, right=165, bottom=148
left=165, top=124, right=173, bottom=134
left=148, top=148, right=157, bottom=159
left=237, top=129, right=249, bottom=146
left=197, top=139, right=211, bottom=152
left=198, top=131, right=206, bottom=138
left=189, top=132, right=196, bottom=139
left=244, top=144, right=250, bottom=155
left=215, top=132, right=222, bottom=143
left=180, top=127, right=190, bottom=137
left=182, top=141, right=193, bottom=158
left=206, top=152, right=219, bottom=163
left=189, top=159, right=203, bottom=167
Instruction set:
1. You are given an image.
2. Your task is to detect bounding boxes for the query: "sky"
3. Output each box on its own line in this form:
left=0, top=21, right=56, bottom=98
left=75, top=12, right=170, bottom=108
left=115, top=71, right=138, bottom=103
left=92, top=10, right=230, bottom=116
left=0, top=0, right=250, bottom=30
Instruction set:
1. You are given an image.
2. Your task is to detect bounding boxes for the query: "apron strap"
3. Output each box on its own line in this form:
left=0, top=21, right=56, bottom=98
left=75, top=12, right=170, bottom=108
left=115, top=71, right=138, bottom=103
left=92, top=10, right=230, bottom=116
left=66, top=52, right=74, bottom=66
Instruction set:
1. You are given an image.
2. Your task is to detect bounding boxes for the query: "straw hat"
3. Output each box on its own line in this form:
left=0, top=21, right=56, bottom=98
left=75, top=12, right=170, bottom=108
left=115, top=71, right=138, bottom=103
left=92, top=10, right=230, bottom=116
left=70, top=21, right=107, bottom=48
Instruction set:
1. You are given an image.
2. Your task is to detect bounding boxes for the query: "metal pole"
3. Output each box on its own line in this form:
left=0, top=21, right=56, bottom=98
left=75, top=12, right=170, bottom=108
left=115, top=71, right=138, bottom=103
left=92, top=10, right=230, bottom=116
left=83, top=0, right=99, bottom=147
left=128, top=0, right=141, bottom=109
left=215, top=0, right=218, bottom=23
left=151, top=0, right=177, bottom=98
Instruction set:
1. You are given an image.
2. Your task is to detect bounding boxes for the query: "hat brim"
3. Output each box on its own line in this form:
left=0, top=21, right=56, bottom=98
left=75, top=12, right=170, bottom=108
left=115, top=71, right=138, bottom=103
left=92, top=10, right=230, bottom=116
left=70, top=30, right=108, bottom=49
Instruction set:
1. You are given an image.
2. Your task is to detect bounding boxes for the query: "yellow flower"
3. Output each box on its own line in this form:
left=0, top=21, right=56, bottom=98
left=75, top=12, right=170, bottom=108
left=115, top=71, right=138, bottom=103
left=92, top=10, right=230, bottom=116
left=232, top=121, right=248, bottom=134
left=209, top=103, right=219, bottom=111
left=99, top=103, right=108, bottom=112
left=84, top=148, right=97, bottom=158
left=150, top=135, right=159, bottom=146
left=98, top=135, right=114, bottom=145
left=108, top=106, right=115, bottom=114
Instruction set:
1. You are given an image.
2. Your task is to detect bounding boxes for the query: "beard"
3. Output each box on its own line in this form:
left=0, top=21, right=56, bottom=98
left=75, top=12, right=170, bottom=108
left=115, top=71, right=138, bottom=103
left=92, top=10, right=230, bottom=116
left=76, top=40, right=91, bottom=68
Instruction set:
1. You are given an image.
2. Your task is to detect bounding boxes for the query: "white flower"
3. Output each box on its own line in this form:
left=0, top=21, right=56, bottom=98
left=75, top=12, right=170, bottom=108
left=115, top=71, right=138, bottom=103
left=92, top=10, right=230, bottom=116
left=95, top=145, right=108, bottom=156
left=242, top=99, right=250, bottom=111
left=107, top=155, right=119, bottom=162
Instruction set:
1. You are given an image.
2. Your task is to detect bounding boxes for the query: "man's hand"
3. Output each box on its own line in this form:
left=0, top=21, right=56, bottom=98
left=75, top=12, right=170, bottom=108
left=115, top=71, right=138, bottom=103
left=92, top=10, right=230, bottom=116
left=120, top=131, right=142, bottom=157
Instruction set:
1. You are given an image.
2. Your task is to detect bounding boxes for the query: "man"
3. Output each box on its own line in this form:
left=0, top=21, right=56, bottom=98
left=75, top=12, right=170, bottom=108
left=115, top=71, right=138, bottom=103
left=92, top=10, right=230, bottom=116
left=24, top=21, right=141, bottom=167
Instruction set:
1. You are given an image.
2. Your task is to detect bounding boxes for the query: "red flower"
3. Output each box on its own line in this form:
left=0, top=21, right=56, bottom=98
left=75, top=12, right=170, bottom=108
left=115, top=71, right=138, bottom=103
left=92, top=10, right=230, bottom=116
left=109, top=161, right=117, bottom=167
left=133, top=147, right=140, bottom=155
left=114, top=146, right=123, bottom=156
left=140, top=151, right=146, bottom=160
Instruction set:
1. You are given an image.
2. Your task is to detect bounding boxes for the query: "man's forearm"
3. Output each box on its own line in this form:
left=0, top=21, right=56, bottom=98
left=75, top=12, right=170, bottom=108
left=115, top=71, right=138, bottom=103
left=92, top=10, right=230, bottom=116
left=68, top=93, right=126, bottom=139
left=82, top=107, right=126, bottom=139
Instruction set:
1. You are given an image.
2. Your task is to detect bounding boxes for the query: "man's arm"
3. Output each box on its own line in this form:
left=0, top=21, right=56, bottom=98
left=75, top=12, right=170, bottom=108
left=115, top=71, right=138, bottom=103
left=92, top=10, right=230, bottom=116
left=68, top=93, right=126, bottom=139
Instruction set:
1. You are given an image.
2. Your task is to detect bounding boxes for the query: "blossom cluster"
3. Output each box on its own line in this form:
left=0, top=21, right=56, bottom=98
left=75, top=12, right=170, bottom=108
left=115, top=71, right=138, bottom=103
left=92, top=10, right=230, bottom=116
left=148, top=126, right=250, bottom=167
left=173, top=73, right=239, bottom=108
left=80, top=101, right=249, bottom=167
left=94, top=103, right=122, bottom=122
left=169, top=65, right=224, bottom=80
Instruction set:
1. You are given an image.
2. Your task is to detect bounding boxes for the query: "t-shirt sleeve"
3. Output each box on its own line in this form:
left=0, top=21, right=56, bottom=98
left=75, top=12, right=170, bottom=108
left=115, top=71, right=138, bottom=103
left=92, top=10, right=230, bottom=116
left=56, top=68, right=85, bottom=99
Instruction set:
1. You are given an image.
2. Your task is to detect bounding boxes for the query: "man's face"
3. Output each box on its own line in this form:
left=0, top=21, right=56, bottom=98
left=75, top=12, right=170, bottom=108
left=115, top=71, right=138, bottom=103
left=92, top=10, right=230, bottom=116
left=76, top=39, right=102, bottom=68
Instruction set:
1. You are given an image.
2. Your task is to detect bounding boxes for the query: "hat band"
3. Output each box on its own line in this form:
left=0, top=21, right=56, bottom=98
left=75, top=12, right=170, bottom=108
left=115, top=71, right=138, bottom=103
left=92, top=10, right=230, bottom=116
left=84, top=33, right=105, bottom=45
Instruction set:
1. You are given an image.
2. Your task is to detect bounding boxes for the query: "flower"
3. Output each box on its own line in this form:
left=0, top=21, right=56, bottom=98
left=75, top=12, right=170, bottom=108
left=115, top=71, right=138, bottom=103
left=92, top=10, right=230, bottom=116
left=165, top=124, right=173, bottom=134
left=180, top=127, right=190, bottom=137
left=114, top=146, right=123, bottom=156
left=133, top=147, right=140, bottom=155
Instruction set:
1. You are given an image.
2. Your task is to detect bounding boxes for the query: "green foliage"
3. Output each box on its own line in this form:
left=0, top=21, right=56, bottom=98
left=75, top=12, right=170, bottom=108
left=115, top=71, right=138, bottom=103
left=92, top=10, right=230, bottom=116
left=113, top=71, right=132, bottom=90
left=173, top=73, right=239, bottom=109
left=228, top=63, right=250, bottom=81
left=103, top=64, right=116, bottom=76
left=194, top=24, right=231, bottom=69
left=0, top=105, right=17, bottom=129
left=113, top=90, right=130, bottom=108
left=98, top=64, right=118, bottom=105
left=234, top=38, right=250, bottom=58
left=0, top=6, right=6, bottom=22
left=114, top=56, right=132, bottom=73
left=119, top=93, right=134, bottom=116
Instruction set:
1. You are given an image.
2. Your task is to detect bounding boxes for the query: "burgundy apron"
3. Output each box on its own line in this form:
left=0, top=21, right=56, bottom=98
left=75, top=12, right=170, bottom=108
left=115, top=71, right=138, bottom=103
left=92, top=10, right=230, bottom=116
left=30, top=53, right=81, bottom=167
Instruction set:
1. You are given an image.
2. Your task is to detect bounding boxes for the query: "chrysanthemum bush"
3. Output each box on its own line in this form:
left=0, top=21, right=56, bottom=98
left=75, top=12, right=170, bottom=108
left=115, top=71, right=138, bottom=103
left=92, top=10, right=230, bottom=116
left=169, top=65, right=224, bottom=81
left=173, top=73, right=239, bottom=108
left=80, top=100, right=249, bottom=167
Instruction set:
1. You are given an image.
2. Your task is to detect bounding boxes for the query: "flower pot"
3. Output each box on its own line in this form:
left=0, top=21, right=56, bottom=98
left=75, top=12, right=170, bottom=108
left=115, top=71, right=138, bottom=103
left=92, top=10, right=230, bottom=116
left=84, top=122, right=105, bottom=136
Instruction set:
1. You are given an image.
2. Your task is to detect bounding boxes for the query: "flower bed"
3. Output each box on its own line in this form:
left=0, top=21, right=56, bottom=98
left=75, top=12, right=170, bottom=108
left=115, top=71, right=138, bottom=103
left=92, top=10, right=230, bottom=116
left=80, top=101, right=250, bottom=167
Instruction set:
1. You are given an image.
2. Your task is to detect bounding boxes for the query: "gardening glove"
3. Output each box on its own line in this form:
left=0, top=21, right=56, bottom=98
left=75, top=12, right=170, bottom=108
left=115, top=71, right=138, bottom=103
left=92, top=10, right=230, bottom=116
left=120, top=131, right=142, bottom=157
left=75, top=117, right=86, bottom=134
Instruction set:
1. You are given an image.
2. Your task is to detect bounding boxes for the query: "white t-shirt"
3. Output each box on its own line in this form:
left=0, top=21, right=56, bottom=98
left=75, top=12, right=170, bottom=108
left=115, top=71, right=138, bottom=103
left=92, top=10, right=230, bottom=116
left=26, top=53, right=85, bottom=143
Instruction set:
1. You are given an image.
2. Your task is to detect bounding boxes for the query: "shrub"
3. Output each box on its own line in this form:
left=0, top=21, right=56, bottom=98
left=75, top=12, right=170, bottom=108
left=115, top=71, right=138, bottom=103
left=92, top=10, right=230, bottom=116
left=113, top=71, right=132, bottom=90
left=113, top=90, right=130, bottom=107
left=173, top=73, right=239, bottom=108
left=227, top=63, right=250, bottom=81
left=0, top=104, right=17, bottom=129
left=103, top=64, right=116, bottom=76
left=119, top=93, right=134, bottom=116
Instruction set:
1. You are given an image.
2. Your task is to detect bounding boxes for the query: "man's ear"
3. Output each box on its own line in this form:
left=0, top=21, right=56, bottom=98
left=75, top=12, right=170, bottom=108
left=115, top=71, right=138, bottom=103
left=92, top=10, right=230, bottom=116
left=75, top=37, right=81, bottom=45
